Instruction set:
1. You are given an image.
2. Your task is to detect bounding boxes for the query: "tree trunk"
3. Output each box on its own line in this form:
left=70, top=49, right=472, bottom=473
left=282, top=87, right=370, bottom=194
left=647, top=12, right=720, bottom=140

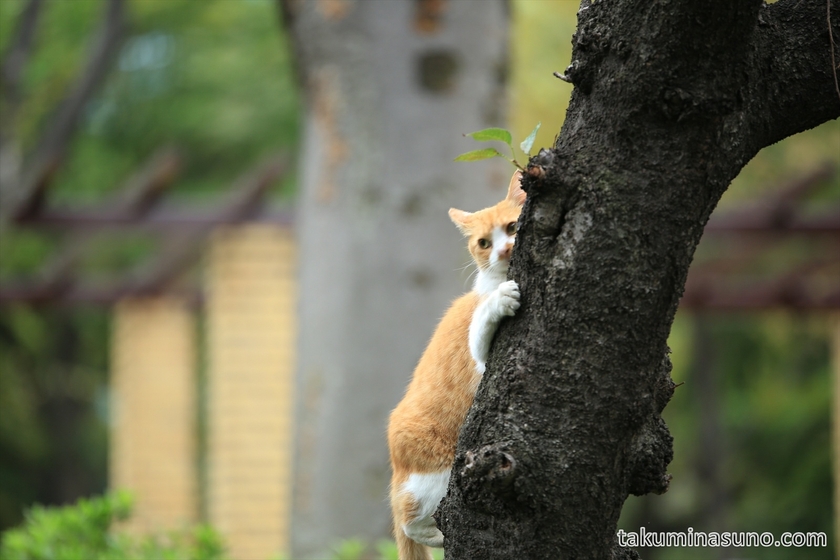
left=281, top=1, right=509, bottom=556
left=437, top=0, right=840, bottom=558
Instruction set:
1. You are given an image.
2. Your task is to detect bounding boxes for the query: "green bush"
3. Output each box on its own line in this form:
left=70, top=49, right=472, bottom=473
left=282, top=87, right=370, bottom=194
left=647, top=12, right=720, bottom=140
left=0, top=491, right=449, bottom=560
left=0, top=492, right=225, bottom=560
left=327, top=539, right=442, bottom=560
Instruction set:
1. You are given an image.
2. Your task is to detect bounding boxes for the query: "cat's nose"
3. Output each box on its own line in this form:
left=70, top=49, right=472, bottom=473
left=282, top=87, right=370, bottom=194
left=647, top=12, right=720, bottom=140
left=498, top=244, right=512, bottom=260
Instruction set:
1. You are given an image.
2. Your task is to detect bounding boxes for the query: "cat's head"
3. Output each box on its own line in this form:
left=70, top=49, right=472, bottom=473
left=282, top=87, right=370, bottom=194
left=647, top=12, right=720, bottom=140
left=448, top=171, right=526, bottom=275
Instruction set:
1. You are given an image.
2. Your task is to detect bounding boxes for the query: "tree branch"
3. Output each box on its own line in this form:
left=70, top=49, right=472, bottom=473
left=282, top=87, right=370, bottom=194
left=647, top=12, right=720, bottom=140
left=744, top=0, right=840, bottom=150
left=8, top=0, right=126, bottom=221
left=0, top=0, right=45, bottom=216
left=0, top=0, right=44, bottom=110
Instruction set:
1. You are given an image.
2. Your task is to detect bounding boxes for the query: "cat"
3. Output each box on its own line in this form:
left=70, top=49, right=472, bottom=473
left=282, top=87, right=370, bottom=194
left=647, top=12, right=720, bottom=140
left=387, top=171, right=525, bottom=560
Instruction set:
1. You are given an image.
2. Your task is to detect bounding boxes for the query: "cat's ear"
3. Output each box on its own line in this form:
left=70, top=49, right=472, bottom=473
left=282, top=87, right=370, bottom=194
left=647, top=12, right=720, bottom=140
left=448, top=208, right=473, bottom=235
left=506, top=170, right=526, bottom=206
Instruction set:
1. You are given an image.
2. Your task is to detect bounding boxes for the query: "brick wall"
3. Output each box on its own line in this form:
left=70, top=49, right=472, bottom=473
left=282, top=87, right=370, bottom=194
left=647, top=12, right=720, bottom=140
left=206, top=225, right=296, bottom=560
left=110, top=296, right=197, bottom=533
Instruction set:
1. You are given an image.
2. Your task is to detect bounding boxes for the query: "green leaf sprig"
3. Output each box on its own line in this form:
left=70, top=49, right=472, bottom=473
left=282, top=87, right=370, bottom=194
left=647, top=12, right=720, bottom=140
left=455, top=122, right=541, bottom=170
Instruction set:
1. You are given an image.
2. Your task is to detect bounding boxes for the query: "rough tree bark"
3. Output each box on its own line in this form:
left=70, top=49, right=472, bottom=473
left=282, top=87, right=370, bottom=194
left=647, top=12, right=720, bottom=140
left=437, top=0, right=840, bottom=558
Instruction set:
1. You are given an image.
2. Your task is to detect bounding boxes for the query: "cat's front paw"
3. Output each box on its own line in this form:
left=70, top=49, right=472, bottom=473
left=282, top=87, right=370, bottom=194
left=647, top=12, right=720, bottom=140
left=493, top=280, right=520, bottom=318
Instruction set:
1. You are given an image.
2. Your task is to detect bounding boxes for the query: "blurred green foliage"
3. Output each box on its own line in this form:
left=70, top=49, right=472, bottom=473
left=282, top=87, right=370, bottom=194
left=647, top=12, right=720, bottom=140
left=0, top=0, right=300, bottom=531
left=0, top=0, right=300, bottom=276
left=619, top=314, right=834, bottom=560
left=6, top=0, right=300, bottom=203
left=1, top=493, right=441, bottom=560
left=317, top=538, right=442, bottom=560
left=510, top=1, right=576, bottom=157
left=510, top=0, right=839, bottom=199
left=0, top=308, right=110, bottom=532
left=0, top=491, right=226, bottom=560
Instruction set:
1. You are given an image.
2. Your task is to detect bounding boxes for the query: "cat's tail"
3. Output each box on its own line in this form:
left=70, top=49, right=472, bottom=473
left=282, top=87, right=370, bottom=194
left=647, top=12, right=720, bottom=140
left=391, top=476, right=434, bottom=560
left=395, top=528, right=434, bottom=560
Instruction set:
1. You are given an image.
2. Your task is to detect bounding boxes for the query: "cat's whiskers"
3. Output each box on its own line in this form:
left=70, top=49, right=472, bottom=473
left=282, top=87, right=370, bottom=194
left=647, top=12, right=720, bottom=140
left=464, top=267, right=480, bottom=290
left=455, top=259, right=479, bottom=289
left=455, top=258, right=473, bottom=273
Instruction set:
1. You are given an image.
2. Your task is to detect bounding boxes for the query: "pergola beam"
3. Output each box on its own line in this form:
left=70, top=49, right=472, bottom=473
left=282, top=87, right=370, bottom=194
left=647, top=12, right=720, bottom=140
left=704, top=209, right=840, bottom=234
left=13, top=154, right=291, bottom=231
left=705, top=163, right=836, bottom=234
left=11, top=208, right=295, bottom=230
left=681, top=284, right=840, bottom=311
left=0, top=283, right=202, bottom=308
left=2, top=160, right=836, bottom=310
left=0, top=155, right=290, bottom=307
left=683, top=257, right=840, bottom=311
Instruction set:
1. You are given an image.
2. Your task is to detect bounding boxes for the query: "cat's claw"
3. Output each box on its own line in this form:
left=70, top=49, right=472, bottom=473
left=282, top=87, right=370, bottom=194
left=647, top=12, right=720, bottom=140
left=495, top=280, right=520, bottom=317
left=469, top=281, right=521, bottom=375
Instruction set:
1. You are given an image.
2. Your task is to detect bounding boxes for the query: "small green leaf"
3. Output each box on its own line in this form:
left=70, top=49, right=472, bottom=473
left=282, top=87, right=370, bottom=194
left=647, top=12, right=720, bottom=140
left=464, top=127, right=513, bottom=146
left=454, top=148, right=505, bottom=162
left=520, top=122, right=541, bottom=155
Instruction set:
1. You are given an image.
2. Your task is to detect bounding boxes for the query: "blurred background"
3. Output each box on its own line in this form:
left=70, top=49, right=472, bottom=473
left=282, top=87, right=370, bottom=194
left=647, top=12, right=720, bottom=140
left=0, top=1, right=837, bottom=559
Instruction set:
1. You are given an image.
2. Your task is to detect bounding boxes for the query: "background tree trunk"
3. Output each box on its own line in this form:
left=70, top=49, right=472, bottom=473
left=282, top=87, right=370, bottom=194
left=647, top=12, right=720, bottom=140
left=438, top=0, right=840, bottom=558
left=281, top=1, right=509, bottom=556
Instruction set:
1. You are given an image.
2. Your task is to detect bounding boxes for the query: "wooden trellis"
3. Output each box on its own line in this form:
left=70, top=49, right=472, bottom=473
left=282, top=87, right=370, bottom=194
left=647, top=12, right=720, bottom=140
left=683, top=163, right=840, bottom=311
left=1, top=144, right=296, bottom=559
left=3, top=2, right=295, bottom=555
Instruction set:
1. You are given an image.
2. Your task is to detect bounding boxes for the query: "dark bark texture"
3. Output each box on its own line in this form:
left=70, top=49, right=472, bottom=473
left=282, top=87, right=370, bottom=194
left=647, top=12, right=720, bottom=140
left=437, top=0, right=840, bottom=558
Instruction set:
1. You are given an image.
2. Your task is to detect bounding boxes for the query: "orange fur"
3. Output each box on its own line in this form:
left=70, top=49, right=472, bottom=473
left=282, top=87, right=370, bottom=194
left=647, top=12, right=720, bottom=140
left=387, top=172, right=525, bottom=560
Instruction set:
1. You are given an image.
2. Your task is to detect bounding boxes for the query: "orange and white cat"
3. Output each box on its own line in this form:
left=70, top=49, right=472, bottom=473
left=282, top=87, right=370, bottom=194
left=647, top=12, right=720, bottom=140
left=387, top=171, right=525, bottom=560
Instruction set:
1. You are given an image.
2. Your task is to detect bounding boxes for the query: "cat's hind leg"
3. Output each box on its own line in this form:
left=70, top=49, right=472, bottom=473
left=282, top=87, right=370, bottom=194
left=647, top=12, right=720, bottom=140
left=403, top=514, right=443, bottom=548
left=397, top=470, right=449, bottom=547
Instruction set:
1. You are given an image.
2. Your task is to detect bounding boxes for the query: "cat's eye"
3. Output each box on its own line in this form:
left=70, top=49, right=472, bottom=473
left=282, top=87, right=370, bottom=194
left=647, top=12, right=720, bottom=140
left=506, top=222, right=517, bottom=235
left=477, top=238, right=491, bottom=249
